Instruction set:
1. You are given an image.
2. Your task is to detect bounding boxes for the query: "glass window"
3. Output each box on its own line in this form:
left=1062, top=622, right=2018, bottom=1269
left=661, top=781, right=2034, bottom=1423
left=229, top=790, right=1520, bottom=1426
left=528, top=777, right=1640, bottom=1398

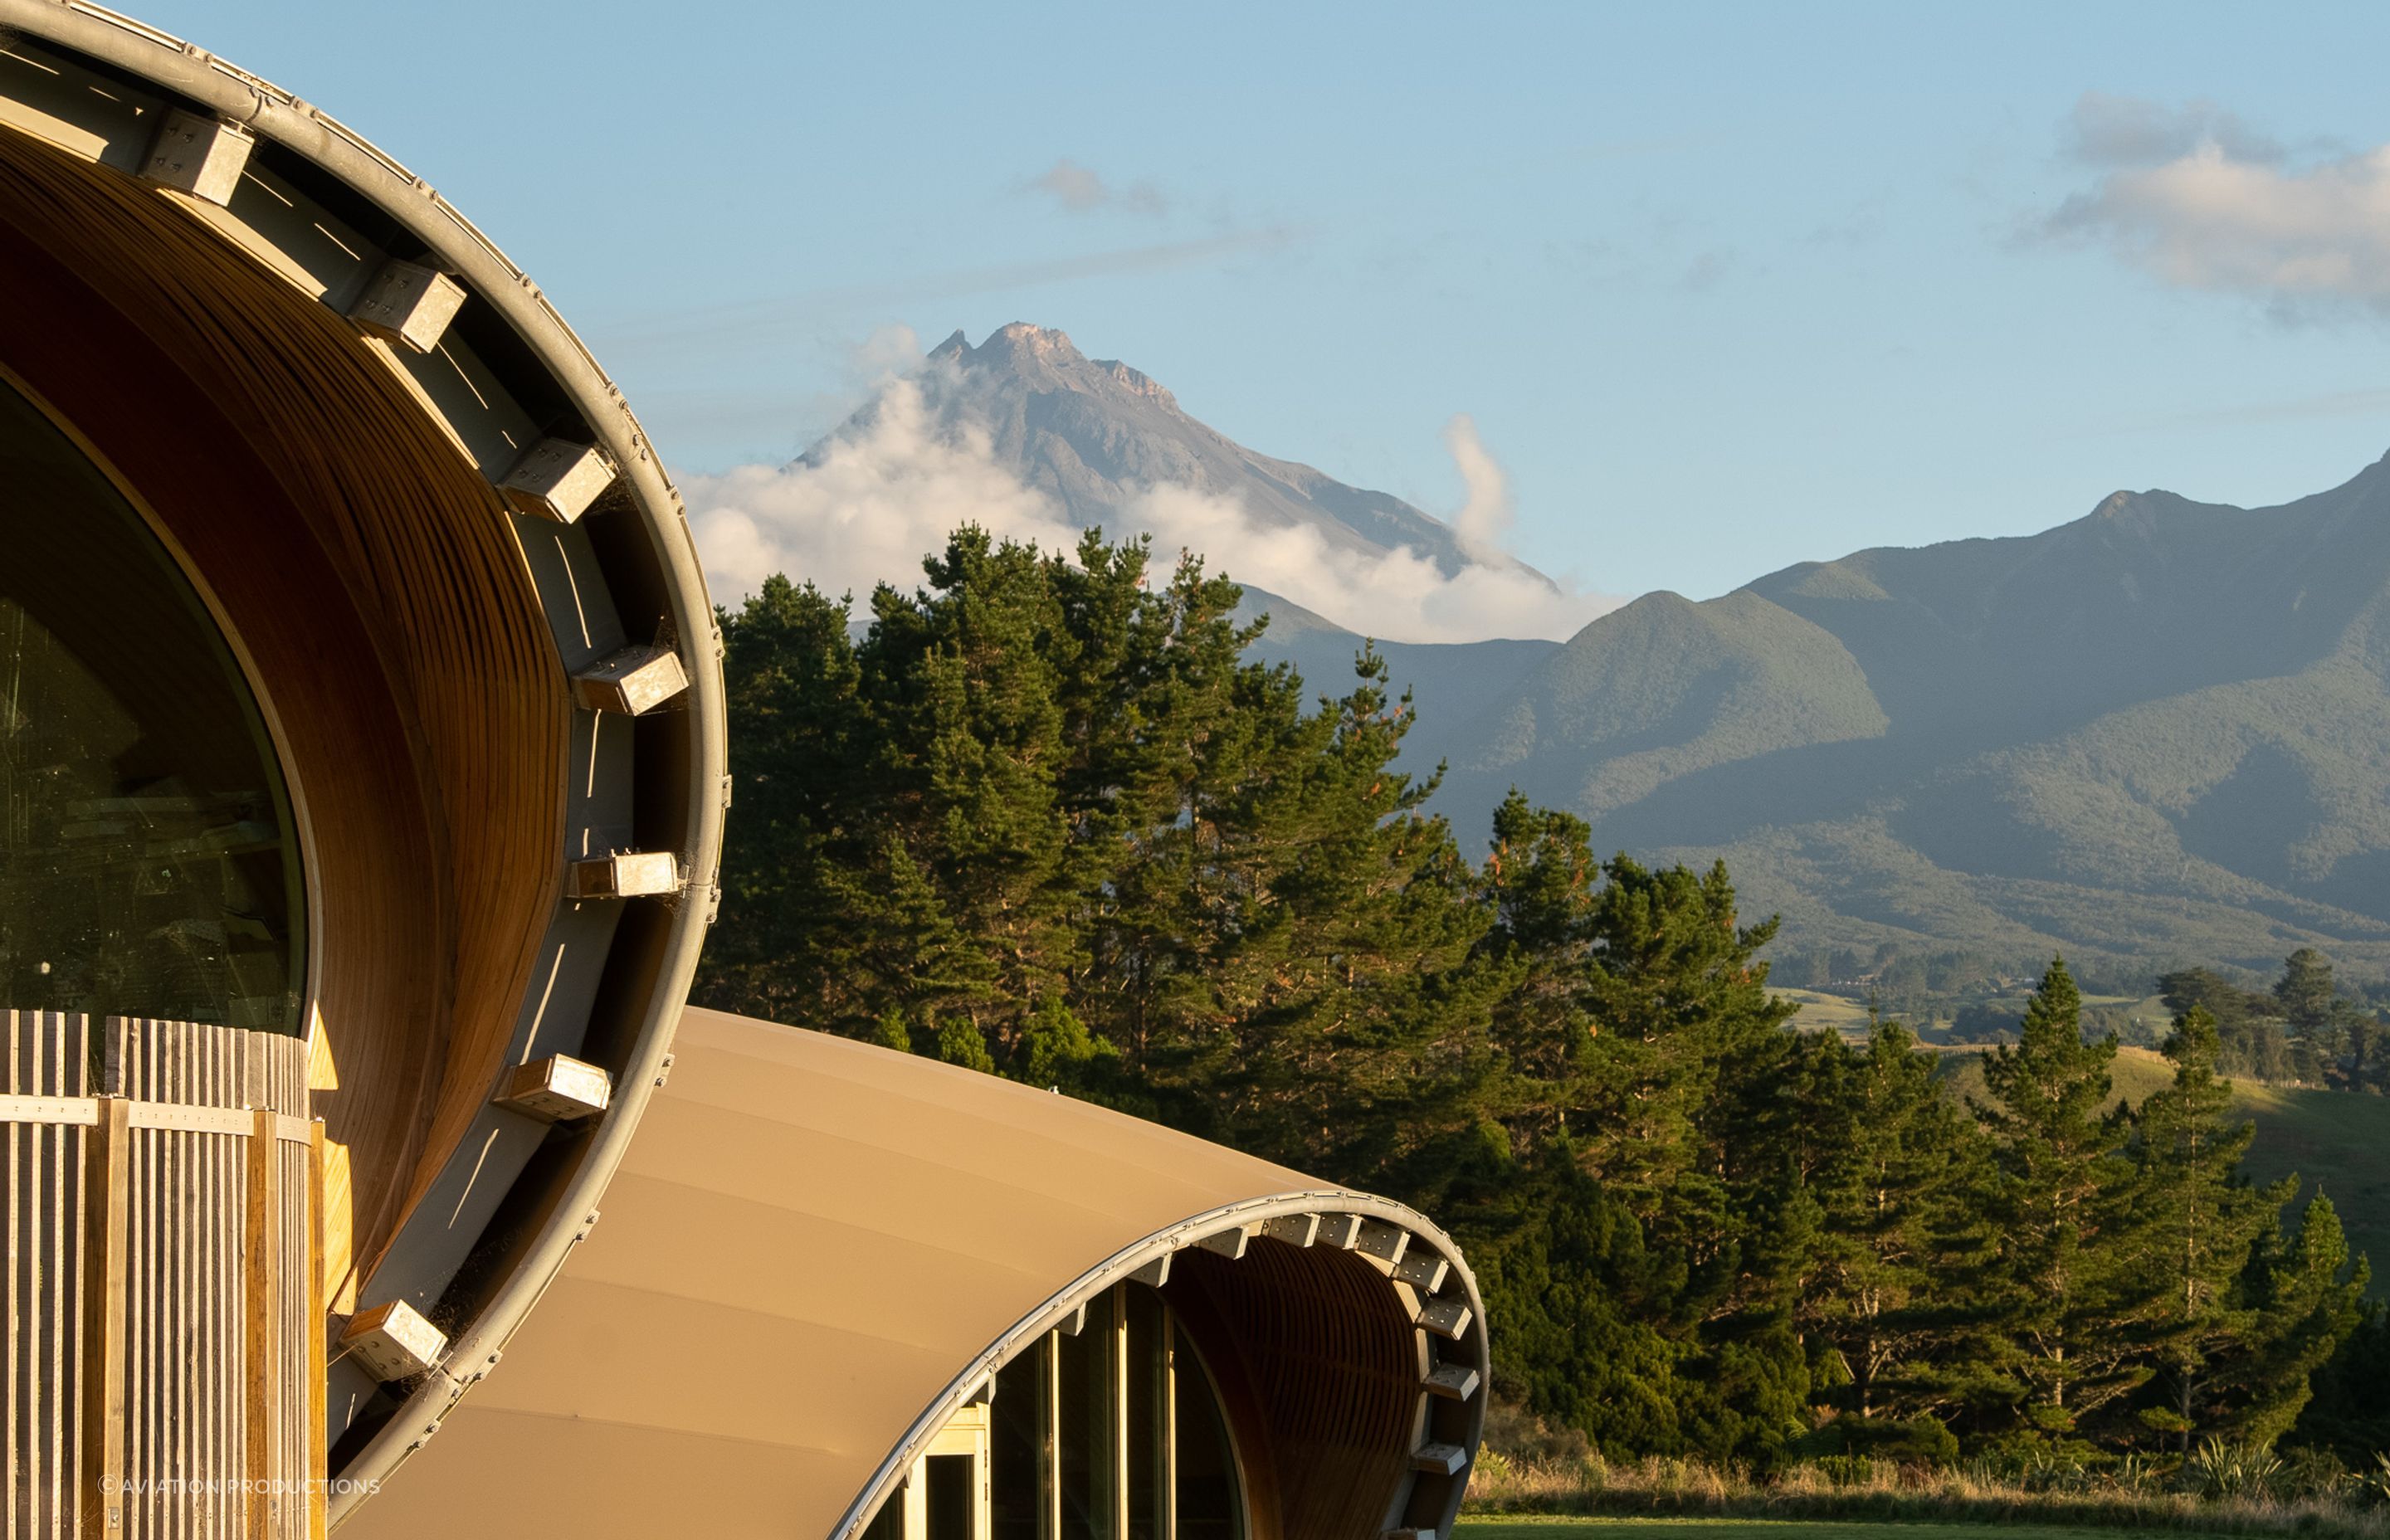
left=1171, top=1324, right=1242, bottom=1540
left=1056, top=1290, right=1115, bottom=1540
left=992, top=1344, right=1043, bottom=1540
left=1124, top=1286, right=1165, bottom=1540
left=961, top=1284, right=1245, bottom=1540
left=924, top=1455, right=975, bottom=1540
left=0, top=375, right=303, bottom=1033
left=862, top=1489, right=907, bottom=1540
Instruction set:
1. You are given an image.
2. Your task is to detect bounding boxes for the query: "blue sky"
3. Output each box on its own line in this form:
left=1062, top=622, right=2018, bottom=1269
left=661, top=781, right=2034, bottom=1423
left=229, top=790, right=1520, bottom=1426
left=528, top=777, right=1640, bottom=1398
left=144, top=2, right=2390, bottom=602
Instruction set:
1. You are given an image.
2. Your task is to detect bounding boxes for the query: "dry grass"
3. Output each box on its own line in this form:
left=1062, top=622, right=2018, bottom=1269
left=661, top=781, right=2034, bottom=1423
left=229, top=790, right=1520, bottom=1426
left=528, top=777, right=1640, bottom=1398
left=1462, top=1454, right=2390, bottom=1539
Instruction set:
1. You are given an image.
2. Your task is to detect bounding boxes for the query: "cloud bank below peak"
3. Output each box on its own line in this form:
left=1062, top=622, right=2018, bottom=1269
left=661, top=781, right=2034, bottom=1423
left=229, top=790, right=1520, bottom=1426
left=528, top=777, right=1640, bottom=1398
left=686, top=365, right=1618, bottom=646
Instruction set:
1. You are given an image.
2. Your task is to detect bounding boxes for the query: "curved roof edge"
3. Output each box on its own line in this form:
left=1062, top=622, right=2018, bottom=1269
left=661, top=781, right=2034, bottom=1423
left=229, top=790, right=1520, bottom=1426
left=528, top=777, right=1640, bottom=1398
left=337, top=1008, right=1489, bottom=1539
left=0, top=2, right=729, bottom=1516
left=836, top=1187, right=1490, bottom=1540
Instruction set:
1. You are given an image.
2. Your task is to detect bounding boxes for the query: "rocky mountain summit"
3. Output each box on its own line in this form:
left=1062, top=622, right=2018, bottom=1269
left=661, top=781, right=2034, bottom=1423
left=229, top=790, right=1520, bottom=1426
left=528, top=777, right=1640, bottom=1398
left=817, top=323, right=1549, bottom=587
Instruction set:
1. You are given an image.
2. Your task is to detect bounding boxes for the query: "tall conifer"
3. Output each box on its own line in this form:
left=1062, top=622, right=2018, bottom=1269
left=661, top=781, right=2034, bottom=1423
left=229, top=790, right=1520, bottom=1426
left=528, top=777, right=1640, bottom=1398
left=2126, top=1007, right=2290, bottom=1450
left=1808, top=1020, right=1991, bottom=1432
left=1977, top=957, right=2146, bottom=1440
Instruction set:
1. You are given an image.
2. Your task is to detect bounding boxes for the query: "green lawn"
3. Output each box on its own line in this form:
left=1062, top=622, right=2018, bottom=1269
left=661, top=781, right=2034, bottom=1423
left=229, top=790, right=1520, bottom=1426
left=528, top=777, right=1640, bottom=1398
left=1459, top=1522, right=2231, bottom=1540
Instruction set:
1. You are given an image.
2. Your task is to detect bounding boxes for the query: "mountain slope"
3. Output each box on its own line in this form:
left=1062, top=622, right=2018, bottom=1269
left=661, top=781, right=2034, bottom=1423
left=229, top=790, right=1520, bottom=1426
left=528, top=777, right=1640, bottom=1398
left=1246, top=618, right=1560, bottom=772
left=832, top=323, right=1550, bottom=587
left=1436, top=454, right=2390, bottom=980
left=1456, top=588, right=1889, bottom=820
left=802, top=324, right=2388, bottom=980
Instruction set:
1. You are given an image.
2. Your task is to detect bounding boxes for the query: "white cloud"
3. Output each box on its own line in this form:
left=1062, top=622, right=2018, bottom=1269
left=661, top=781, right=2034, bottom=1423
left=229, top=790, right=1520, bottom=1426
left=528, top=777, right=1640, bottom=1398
left=1118, top=479, right=1614, bottom=645
left=687, top=379, right=1083, bottom=611
left=1027, top=158, right=1166, bottom=217
left=1441, top=414, right=1513, bottom=559
left=2061, top=91, right=2284, bottom=169
left=2046, top=93, right=2390, bottom=315
left=846, top=321, right=926, bottom=382
left=686, top=381, right=1617, bottom=645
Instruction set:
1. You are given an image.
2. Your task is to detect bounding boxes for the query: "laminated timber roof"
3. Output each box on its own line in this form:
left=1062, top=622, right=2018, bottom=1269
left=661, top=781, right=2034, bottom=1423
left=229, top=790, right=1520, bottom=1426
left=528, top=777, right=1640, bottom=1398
left=339, top=1007, right=1489, bottom=1540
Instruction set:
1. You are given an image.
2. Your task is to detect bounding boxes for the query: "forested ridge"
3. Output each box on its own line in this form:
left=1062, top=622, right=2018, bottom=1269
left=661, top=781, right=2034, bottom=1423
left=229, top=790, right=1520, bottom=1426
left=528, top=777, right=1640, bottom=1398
left=695, top=529, right=2390, bottom=1472
left=1417, top=458, right=2390, bottom=987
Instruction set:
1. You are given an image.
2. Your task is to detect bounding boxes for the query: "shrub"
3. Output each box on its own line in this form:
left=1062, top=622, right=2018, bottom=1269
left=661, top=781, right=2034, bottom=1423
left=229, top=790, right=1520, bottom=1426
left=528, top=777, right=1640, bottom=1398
left=1479, top=1392, right=1599, bottom=1471
left=2188, top=1438, right=2285, bottom=1500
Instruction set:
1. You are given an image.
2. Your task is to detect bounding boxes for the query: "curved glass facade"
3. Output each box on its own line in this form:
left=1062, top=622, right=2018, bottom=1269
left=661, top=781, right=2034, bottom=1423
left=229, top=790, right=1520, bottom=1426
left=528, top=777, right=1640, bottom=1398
left=0, top=376, right=304, bottom=1033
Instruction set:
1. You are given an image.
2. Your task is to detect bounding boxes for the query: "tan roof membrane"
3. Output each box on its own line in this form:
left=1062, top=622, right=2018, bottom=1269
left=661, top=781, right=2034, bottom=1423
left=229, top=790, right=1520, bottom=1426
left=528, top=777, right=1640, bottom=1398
left=341, top=1008, right=1484, bottom=1538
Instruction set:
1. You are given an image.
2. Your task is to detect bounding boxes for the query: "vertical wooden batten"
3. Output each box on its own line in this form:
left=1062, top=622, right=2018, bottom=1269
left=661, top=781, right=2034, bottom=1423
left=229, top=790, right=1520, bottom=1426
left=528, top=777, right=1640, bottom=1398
left=247, top=1104, right=283, bottom=1539
left=80, top=1094, right=129, bottom=1539
left=6, top=1016, right=315, bottom=1538
left=310, top=1119, right=329, bottom=1540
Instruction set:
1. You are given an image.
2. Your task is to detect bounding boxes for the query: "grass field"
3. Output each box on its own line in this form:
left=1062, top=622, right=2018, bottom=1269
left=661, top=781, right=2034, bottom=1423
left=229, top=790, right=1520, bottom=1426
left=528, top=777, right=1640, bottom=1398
left=1938, top=1045, right=2390, bottom=1295
left=2232, top=1078, right=2390, bottom=1292
left=1460, top=1523, right=2240, bottom=1540
left=1774, top=991, right=1886, bottom=1040
left=1457, top=1455, right=2390, bottom=1538
left=1773, top=991, right=2158, bottom=1044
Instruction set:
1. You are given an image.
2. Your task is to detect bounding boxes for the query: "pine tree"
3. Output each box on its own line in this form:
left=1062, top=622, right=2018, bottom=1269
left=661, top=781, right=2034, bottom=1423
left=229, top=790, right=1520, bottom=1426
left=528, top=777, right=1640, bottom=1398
left=934, top=1016, right=997, bottom=1073
left=1162, top=646, right=1508, bottom=1190
left=2276, top=949, right=2345, bottom=1084
left=1563, top=856, right=1797, bottom=1270
left=2242, top=1195, right=2368, bottom=1445
left=1009, top=995, right=1120, bottom=1099
left=1480, top=792, right=1602, bottom=1126
left=2276, top=949, right=2339, bottom=1036
left=1470, top=1147, right=1693, bottom=1455
left=697, top=574, right=880, bottom=1025
left=2124, top=1007, right=2291, bottom=1451
left=2290, top=1300, right=2390, bottom=1462
left=857, top=530, right=1083, bottom=1052
left=1807, top=1019, right=1992, bottom=1432
left=1475, top=829, right=1811, bottom=1465
left=1976, top=957, right=2147, bottom=1442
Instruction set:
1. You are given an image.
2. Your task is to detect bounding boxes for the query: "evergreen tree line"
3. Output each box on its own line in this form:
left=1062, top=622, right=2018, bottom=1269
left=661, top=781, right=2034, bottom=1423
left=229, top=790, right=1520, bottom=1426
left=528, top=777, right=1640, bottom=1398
left=695, top=530, right=2380, bottom=1470
left=2160, top=953, right=2390, bottom=1091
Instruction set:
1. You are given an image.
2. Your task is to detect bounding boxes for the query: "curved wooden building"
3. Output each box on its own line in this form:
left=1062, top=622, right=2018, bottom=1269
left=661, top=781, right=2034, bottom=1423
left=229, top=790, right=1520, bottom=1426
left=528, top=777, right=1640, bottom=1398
left=0, top=5, right=1487, bottom=1536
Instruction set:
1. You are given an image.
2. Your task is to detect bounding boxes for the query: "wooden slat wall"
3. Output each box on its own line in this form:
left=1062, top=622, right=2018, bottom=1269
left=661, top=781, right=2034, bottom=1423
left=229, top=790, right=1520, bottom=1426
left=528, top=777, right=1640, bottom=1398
left=6, top=1010, right=87, bottom=1540
left=5, top=1013, right=314, bottom=1539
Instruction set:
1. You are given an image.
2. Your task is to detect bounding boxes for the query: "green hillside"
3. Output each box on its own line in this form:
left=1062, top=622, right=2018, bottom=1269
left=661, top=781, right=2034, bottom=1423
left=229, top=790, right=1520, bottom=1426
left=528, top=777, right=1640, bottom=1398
left=1422, top=456, right=2390, bottom=984
left=1939, top=1044, right=2390, bottom=1295
left=1460, top=589, right=1889, bottom=821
